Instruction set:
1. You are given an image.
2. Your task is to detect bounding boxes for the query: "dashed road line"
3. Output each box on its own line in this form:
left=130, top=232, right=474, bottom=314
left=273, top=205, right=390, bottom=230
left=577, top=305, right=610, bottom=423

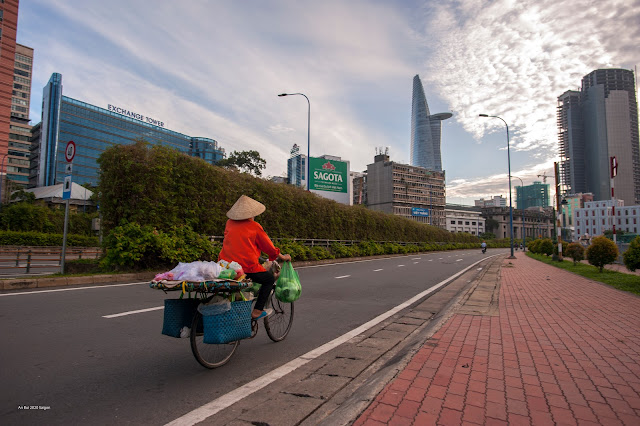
left=103, top=306, right=164, bottom=318
left=373, top=269, right=383, bottom=272
left=335, top=275, right=351, bottom=279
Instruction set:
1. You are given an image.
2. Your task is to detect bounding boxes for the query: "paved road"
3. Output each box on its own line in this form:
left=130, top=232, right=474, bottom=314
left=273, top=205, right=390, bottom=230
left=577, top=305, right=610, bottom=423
left=0, top=249, right=505, bottom=425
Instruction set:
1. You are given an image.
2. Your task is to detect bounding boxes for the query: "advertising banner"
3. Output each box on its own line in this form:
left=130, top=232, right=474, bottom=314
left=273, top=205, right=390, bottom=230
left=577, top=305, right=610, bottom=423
left=308, top=157, right=348, bottom=193
left=412, top=207, right=430, bottom=217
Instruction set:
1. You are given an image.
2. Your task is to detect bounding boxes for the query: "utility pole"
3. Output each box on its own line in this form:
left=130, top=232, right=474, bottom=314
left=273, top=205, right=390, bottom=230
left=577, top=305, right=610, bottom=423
left=554, top=162, right=563, bottom=260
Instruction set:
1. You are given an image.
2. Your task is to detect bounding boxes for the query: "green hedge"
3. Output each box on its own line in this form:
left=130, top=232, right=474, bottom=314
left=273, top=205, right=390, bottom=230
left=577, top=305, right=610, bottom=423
left=0, top=230, right=99, bottom=247
left=0, top=202, right=97, bottom=235
left=97, top=141, right=479, bottom=243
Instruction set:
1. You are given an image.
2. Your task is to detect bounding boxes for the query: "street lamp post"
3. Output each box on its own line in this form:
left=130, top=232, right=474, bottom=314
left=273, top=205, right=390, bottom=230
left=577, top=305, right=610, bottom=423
left=479, top=114, right=515, bottom=258
left=278, top=93, right=310, bottom=190
left=511, top=175, right=527, bottom=252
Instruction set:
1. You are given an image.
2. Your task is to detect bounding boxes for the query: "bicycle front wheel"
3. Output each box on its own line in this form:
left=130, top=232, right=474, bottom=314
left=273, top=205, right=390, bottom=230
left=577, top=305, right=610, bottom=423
left=190, top=311, right=239, bottom=369
left=264, top=293, right=294, bottom=342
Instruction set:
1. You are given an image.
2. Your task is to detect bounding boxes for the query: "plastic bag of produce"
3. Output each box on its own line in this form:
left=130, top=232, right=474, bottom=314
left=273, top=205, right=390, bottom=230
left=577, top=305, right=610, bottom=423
left=274, top=262, right=301, bottom=303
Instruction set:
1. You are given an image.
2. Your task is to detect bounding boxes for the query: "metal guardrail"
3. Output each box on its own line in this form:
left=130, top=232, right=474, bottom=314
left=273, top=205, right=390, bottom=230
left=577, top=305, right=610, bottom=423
left=0, top=247, right=101, bottom=274
left=209, top=237, right=456, bottom=248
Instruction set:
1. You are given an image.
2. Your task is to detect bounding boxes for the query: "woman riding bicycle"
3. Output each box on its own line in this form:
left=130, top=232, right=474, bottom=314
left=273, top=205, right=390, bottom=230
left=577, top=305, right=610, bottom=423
left=218, top=195, right=291, bottom=320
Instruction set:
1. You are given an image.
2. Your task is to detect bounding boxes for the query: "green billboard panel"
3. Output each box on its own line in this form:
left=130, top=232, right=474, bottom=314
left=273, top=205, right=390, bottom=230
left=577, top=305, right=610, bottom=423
left=309, top=157, right=347, bottom=193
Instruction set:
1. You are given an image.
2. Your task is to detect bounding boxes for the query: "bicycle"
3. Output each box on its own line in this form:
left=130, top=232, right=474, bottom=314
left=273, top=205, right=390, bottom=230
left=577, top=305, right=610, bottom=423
left=190, top=287, right=294, bottom=368
left=150, top=277, right=294, bottom=369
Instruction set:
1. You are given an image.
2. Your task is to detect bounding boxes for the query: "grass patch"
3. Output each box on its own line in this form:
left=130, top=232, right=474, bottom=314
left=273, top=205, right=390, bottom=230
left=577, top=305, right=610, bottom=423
left=526, top=252, right=640, bottom=296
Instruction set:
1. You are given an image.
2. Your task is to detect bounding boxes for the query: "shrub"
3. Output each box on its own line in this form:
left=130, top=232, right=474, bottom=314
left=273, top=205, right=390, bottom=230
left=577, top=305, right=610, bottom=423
left=100, top=222, right=216, bottom=270
left=586, top=236, right=619, bottom=272
left=565, top=242, right=585, bottom=266
left=330, top=242, right=356, bottom=258
left=528, top=239, right=540, bottom=254
left=623, top=236, right=640, bottom=272
left=538, top=239, right=554, bottom=256
left=0, top=230, right=98, bottom=247
left=309, top=246, right=334, bottom=260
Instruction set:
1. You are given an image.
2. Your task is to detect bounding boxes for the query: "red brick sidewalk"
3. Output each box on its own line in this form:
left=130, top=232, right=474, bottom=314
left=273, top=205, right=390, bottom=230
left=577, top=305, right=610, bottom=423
left=354, top=255, right=640, bottom=425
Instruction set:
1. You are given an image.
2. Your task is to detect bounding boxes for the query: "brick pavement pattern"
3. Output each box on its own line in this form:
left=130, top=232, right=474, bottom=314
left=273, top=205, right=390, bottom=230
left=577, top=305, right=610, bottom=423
left=354, top=255, right=640, bottom=425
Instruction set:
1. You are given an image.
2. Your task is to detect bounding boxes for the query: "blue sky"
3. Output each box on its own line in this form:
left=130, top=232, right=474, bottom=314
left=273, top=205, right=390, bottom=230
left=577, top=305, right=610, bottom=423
left=17, top=0, right=640, bottom=205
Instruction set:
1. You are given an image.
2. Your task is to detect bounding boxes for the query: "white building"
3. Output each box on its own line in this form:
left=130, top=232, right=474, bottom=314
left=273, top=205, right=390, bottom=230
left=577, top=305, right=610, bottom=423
left=574, top=199, right=640, bottom=237
left=474, top=196, right=507, bottom=208
left=445, top=205, right=485, bottom=236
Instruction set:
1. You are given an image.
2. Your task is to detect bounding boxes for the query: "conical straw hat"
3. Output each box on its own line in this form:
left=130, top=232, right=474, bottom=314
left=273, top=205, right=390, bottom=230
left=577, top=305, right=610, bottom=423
left=226, top=195, right=266, bottom=220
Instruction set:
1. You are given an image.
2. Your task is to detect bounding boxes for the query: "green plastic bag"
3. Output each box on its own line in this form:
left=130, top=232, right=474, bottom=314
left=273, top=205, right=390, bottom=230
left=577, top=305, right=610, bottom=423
left=275, top=262, right=301, bottom=303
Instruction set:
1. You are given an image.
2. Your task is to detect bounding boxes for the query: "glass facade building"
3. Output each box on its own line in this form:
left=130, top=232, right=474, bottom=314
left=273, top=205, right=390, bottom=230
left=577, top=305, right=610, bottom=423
left=515, top=181, right=550, bottom=210
left=30, top=73, right=226, bottom=188
left=287, top=154, right=306, bottom=189
left=410, top=74, right=451, bottom=172
left=558, top=69, right=640, bottom=205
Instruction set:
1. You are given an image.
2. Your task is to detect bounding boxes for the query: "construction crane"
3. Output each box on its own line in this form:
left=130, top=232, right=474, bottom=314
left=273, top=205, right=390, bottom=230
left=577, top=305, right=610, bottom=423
left=537, top=171, right=549, bottom=183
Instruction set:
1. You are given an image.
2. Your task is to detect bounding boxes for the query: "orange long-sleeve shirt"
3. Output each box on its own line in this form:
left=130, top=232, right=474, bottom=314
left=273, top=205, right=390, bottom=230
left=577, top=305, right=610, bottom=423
left=218, top=219, right=281, bottom=273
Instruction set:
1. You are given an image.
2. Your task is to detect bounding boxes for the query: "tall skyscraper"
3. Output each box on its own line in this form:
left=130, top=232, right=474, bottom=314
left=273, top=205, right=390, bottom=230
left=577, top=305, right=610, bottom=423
left=410, top=75, right=451, bottom=171
left=7, top=44, right=33, bottom=189
left=0, top=0, right=20, bottom=195
left=558, top=69, right=640, bottom=205
left=515, top=181, right=550, bottom=210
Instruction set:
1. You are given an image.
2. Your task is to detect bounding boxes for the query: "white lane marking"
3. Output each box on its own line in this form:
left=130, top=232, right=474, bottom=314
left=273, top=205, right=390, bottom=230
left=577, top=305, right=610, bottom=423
left=428, top=260, right=433, bottom=262
left=166, top=256, right=495, bottom=426
left=0, top=281, right=149, bottom=297
left=438, top=258, right=443, bottom=260
left=373, top=269, right=383, bottom=272
left=456, top=259, right=463, bottom=262
left=103, top=306, right=164, bottom=318
left=397, top=265, right=405, bottom=267
left=477, top=268, right=483, bottom=271
left=335, top=275, right=351, bottom=279
left=412, top=258, right=421, bottom=260
left=413, top=262, right=419, bottom=264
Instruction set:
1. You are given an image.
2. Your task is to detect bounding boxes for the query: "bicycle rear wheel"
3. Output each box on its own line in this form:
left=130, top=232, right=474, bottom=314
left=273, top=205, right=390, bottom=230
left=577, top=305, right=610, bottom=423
left=190, top=310, right=239, bottom=369
left=264, top=293, right=294, bottom=342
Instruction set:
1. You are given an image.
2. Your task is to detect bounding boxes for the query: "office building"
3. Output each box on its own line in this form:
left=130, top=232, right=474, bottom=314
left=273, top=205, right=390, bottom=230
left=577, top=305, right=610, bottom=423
left=515, top=181, right=550, bottom=210
left=287, top=144, right=306, bottom=189
left=0, top=0, right=20, bottom=198
left=445, top=204, right=485, bottom=236
left=410, top=74, right=451, bottom=171
left=481, top=206, right=554, bottom=240
left=6, top=43, right=33, bottom=190
left=29, top=73, right=226, bottom=188
left=366, top=152, right=446, bottom=227
left=560, top=192, right=593, bottom=241
left=474, top=196, right=507, bottom=208
left=574, top=199, right=639, bottom=237
left=352, top=171, right=367, bottom=205
left=558, top=69, right=640, bottom=205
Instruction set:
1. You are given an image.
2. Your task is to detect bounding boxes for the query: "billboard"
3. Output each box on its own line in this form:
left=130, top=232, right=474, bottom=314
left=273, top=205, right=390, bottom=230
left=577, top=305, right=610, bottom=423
left=412, top=207, right=430, bottom=217
left=308, top=157, right=348, bottom=193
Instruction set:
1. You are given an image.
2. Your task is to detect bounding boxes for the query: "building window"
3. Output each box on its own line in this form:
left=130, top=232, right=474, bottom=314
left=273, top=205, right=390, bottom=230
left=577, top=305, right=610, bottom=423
left=450, top=220, right=455, bottom=224
left=458, top=221, right=462, bottom=224
left=465, top=221, right=469, bottom=225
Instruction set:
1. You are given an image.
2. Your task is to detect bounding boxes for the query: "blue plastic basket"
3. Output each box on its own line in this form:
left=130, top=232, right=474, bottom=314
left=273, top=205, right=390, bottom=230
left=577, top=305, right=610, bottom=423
left=162, top=298, right=200, bottom=338
left=203, top=299, right=253, bottom=344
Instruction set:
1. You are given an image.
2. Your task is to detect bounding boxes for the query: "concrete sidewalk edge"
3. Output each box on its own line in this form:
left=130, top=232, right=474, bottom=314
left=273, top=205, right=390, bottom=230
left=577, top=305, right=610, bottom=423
left=309, top=255, right=506, bottom=426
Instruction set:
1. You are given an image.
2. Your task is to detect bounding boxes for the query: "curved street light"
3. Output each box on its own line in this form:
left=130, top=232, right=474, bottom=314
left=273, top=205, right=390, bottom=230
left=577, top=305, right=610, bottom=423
left=479, top=114, right=515, bottom=258
left=278, top=93, right=310, bottom=190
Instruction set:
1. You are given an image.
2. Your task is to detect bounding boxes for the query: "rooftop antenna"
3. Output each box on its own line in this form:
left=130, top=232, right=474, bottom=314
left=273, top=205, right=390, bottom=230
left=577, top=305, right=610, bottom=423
left=385, top=146, right=389, bottom=156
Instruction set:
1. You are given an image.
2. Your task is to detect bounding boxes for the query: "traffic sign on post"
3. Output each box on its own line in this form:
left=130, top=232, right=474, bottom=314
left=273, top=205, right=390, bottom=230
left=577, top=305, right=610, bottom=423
left=65, top=141, right=76, bottom=162
left=62, top=176, right=72, bottom=200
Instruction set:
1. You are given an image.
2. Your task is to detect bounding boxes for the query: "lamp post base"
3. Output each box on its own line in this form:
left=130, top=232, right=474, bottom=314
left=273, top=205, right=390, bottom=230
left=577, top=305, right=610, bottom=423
left=507, top=255, right=517, bottom=259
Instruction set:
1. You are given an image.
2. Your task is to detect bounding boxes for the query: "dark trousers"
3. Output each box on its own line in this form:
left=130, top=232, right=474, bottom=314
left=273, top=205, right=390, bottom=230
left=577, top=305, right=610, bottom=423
left=246, top=271, right=275, bottom=311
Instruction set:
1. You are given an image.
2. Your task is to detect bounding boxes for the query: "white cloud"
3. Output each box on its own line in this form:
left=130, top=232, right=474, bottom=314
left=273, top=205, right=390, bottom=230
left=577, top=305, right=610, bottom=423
left=423, top=0, right=640, bottom=200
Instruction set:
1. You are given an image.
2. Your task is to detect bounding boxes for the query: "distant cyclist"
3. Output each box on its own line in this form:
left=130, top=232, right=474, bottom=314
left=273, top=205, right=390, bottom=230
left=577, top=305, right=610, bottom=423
left=481, top=241, right=487, bottom=254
